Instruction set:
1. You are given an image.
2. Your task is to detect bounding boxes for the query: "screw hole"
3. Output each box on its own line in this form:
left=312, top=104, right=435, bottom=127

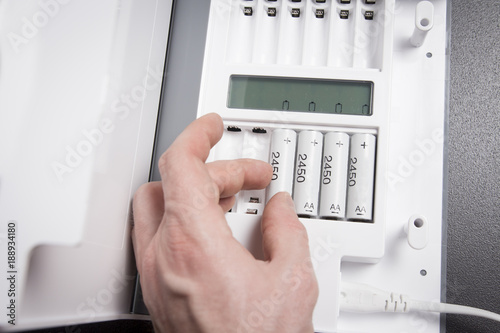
left=426, top=52, right=433, bottom=58
left=420, top=18, right=430, bottom=27
left=420, top=269, right=427, bottom=276
left=414, top=218, right=424, bottom=228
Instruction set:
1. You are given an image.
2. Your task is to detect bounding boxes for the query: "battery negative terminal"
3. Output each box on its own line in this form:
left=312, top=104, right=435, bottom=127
left=315, top=9, right=325, bottom=19
left=227, top=125, right=242, bottom=132
left=243, top=7, right=253, bottom=16
left=267, top=7, right=277, bottom=17
left=246, top=208, right=258, bottom=215
left=252, top=127, right=267, bottom=134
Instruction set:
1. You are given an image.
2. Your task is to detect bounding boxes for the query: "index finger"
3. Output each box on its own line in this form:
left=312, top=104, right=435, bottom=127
left=158, top=113, right=224, bottom=202
left=157, top=113, right=239, bottom=237
left=171, top=113, right=224, bottom=164
left=159, top=113, right=224, bottom=172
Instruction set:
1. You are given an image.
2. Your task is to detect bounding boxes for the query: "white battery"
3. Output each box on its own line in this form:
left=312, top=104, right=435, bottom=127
left=319, top=132, right=350, bottom=219
left=253, top=5, right=280, bottom=64
left=277, top=6, right=305, bottom=65
left=293, top=130, right=323, bottom=217
left=346, top=133, right=376, bottom=221
left=266, top=129, right=297, bottom=202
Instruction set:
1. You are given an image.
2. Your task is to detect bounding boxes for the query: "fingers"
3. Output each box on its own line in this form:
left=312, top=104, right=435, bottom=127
left=206, top=159, right=272, bottom=199
left=261, top=193, right=319, bottom=325
left=156, top=113, right=273, bottom=233
left=157, top=113, right=225, bottom=216
left=131, top=182, right=164, bottom=271
left=162, top=113, right=224, bottom=168
left=219, top=196, right=236, bottom=212
left=261, top=192, right=311, bottom=264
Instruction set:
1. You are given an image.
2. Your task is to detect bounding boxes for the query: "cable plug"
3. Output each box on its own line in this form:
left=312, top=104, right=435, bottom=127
left=340, top=281, right=410, bottom=314
left=340, top=281, right=500, bottom=323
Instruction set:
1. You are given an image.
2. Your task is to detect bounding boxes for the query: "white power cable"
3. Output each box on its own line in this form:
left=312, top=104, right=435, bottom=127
left=340, top=282, right=500, bottom=323
left=411, top=300, right=500, bottom=322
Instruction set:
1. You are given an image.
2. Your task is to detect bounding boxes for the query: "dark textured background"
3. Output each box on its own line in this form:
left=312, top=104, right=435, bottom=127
left=30, top=0, right=499, bottom=332
left=444, top=0, right=500, bottom=332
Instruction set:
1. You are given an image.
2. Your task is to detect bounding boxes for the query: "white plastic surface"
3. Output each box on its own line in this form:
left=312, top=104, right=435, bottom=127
left=0, top=0, right=172, bottom=330
left=0, top=0, right=449, bottom=331
left=197, top=0, right=448, bottom=332
left=198, top=0, right=394, bottom=330
left=410, top=1, right=435, bottom=47
left=405, top=215, right=429, bottom=250
left=339, top=0, right=448, bottom=331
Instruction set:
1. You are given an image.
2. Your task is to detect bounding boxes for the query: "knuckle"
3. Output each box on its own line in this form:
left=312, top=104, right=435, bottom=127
left=225, top=159, right=244, bottom=176
left=139, top=248, right=158, bottom=278
left=158, top=148, right=176, bottom=172
left=159, top=148, right=192, bottom=178
left=263, top=219, right=309, bottom=243
left=305, top=271, right=319, bottom=295
left=162, top=228, right=209, bottom=267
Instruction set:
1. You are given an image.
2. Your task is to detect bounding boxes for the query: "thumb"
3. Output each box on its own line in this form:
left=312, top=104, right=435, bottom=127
left=261, top=192, right=311, bottom=264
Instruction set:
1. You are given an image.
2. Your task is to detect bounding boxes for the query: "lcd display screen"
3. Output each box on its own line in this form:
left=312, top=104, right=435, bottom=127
left=228, top=76, right=373, bottom=116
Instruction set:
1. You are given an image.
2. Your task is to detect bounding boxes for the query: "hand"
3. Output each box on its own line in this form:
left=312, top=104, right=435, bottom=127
left=131, top=113, right=318, bottom=333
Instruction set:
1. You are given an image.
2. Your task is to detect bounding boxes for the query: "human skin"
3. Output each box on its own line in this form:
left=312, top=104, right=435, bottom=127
left=131, top=113, right=318, bottom=332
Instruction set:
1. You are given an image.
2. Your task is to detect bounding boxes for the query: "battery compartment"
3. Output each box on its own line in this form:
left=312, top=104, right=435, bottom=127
left=226, top=0, right=386, bottom=69
left=209, top=123, right=377, bottom=222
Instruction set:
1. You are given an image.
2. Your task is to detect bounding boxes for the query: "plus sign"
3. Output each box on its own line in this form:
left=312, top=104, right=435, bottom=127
left=311, top=140, right=318, bottom=146
left=284, top=137, right=291, bottom=144
left=361, top=142, right=368, bottom=149
left=336, top=141, right=343, bottom=148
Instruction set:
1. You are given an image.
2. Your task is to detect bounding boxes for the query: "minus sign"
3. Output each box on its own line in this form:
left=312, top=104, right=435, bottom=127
left=306, top=210, right=313, bottom=212
left=7, top=271, right=16, bottom=273
left=356, top=213, right=364, bottom=216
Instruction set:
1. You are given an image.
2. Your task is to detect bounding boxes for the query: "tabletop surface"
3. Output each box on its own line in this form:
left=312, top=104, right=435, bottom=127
left=445, top=1, right=500, bottom=332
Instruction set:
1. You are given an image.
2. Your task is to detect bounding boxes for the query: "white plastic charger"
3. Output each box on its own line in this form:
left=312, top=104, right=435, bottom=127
left=196, top=0, right=449, bottom=332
